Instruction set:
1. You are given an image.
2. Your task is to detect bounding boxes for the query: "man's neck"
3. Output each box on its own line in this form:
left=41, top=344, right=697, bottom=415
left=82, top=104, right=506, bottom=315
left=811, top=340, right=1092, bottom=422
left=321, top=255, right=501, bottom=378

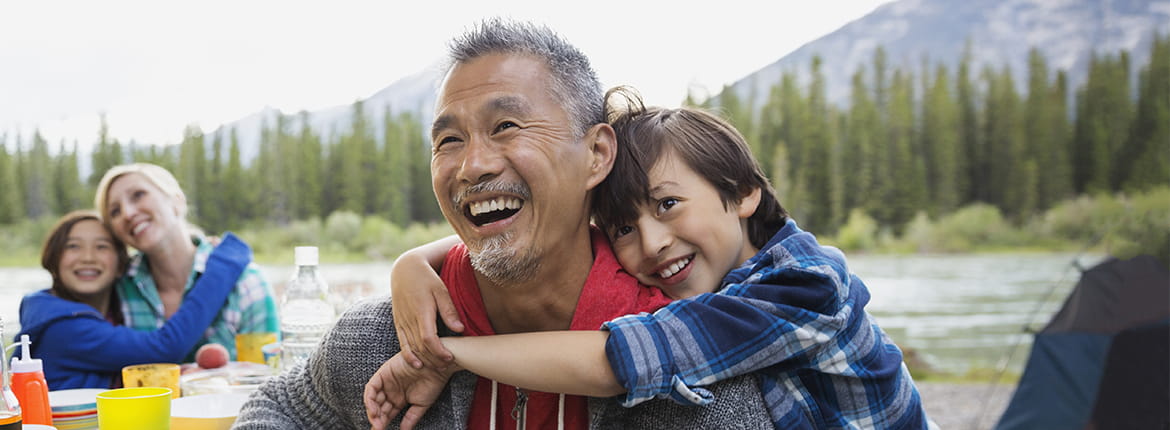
left=477, top=228, right=596, bottom=334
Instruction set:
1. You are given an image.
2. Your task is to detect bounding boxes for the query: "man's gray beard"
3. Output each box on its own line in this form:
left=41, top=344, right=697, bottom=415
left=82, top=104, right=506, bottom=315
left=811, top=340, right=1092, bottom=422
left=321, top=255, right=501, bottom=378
left=468, top=231, right=541, bottom=285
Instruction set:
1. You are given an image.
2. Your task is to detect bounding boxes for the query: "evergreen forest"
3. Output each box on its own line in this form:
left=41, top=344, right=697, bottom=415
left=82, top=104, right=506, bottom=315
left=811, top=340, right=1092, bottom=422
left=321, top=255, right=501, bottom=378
left=1, top=36, right=1167, bottom=264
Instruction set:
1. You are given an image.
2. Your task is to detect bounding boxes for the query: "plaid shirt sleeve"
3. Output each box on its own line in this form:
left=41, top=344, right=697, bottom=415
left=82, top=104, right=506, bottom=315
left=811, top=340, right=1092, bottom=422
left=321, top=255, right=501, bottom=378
left=236, top=263, right=281, bottom=335
left=602, top=226, right=861, bottom=408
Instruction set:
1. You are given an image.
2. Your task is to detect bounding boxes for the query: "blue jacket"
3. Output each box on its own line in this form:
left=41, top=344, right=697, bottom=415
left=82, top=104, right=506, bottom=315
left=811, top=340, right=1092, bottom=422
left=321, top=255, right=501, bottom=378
left=15, top=233, right=253, bottom=390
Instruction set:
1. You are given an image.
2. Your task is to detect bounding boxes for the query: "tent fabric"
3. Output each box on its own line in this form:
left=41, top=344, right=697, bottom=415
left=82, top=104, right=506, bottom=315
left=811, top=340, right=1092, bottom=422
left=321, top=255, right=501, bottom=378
left=1085, top=322, right=1170, bottom=430
left=1044, top=255, right=1170, bottom=334
left=995, top=333, right=1112, bottom=430
left=996, top=255, right=1170, bottom=430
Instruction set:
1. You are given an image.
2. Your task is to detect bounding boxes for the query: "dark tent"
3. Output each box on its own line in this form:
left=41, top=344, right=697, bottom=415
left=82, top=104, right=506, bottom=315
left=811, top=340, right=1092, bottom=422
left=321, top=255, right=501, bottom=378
left=996, top=255, right=1170, bottom=430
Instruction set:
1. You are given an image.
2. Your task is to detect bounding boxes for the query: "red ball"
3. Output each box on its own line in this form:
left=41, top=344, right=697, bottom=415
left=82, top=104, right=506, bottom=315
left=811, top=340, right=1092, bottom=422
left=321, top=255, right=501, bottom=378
left=195, top=343, right=230, bottom=369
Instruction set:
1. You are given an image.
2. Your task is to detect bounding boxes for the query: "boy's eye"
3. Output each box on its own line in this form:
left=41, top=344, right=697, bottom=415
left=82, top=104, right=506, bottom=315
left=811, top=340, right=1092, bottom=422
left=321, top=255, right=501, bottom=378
left=612, top=225, right=634, bottom=239
left=657, top=198, right=679, bottom=215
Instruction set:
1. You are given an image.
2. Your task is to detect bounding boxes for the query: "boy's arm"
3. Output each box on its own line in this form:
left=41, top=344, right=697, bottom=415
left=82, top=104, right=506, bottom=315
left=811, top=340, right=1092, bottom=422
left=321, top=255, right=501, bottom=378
left=604, top=263, right=854, bottom=407
left=440, top=331, right=624, bottom=397
left=391, top=235, right=464, bottom=368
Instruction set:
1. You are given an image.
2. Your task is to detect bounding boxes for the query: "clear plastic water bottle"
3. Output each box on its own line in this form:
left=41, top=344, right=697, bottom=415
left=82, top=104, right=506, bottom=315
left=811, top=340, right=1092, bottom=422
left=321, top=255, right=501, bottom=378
left=280, top=246, right=336, bottom=370
left=0, top=316, right=22, bottom=430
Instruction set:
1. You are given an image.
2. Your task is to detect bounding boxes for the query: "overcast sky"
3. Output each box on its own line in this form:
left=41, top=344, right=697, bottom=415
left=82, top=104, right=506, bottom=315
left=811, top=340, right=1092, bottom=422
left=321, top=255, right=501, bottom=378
left=0, top=0, right=891, bottom=149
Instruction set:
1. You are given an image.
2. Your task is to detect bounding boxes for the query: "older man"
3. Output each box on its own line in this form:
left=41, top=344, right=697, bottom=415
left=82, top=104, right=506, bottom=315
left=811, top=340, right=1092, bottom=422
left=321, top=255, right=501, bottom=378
left=234, top=19, right=771, bottom=429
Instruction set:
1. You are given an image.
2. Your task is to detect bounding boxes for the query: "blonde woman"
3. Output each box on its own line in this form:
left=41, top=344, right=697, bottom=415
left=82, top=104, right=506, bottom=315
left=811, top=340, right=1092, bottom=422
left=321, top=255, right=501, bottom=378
left=95, top=163, right=279, bottom=360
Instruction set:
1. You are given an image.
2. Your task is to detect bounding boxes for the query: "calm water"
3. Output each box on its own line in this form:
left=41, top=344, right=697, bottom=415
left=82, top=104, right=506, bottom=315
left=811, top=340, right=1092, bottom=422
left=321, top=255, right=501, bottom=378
left=0, top=253, right=1102, bottom=376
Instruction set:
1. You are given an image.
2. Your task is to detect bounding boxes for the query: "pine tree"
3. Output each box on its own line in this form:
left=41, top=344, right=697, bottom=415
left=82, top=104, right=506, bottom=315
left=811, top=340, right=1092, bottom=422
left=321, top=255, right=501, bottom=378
left=222, top=128, right=246, bottom=228
left=52, top=141, right=85, bottom=214
left=296, top=111, right=324, bottom=220
left=1073, top=51, right=1133, bottom=193
left=382, top=108, right=411, bottom=225
left=956, top=41, right=981, bottom=204
left=25, top=131, right=53, bottom=219
left=1119, top=33, right=1170, bottom=191
left=843, top=66, right=879, bottom=215
left=921, top=63, right=961, bottom=214
left=798, top=56, right=839, bottom=232
left=0, top=135, right=22, bottom=223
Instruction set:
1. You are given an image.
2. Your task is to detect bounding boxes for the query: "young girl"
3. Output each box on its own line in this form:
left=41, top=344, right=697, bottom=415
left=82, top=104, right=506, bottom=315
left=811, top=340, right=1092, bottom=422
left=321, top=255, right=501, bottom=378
left=367, top=90, right=928, bottom=429
left=16, top=210, right=253, bottom=390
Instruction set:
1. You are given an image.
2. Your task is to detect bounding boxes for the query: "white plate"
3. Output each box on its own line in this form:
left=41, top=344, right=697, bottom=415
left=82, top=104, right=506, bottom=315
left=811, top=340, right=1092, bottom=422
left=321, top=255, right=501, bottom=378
left=48, top=388, right=105, bottom=412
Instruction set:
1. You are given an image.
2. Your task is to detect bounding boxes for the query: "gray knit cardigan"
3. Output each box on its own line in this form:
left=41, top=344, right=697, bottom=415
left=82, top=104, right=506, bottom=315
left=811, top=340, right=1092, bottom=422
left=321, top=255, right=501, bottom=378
left=233, top=296, right=774, bottom=429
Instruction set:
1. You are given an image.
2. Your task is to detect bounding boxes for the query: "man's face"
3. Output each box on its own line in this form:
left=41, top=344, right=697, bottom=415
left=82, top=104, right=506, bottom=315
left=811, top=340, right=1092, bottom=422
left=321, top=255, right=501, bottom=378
left=430, top=53, right=596, bottom=284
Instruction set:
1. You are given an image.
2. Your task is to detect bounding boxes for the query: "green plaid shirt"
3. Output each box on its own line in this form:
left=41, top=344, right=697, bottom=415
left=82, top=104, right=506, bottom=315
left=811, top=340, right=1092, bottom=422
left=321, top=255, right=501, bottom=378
left=117, top=236, right=280, bottom=362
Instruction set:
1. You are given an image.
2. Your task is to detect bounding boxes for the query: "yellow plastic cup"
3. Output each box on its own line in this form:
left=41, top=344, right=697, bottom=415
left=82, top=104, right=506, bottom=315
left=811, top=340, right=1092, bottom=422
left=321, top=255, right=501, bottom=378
left=96, top=387, right=172, bottom=429
left=235, top=332, right=278, bottom=364
left=122, top=362, right=182, bottom=398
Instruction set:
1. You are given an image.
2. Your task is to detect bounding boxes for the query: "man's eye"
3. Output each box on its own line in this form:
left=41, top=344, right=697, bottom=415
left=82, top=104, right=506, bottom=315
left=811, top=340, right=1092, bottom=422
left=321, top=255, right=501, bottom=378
left=493, top=121, right=518, bottom=134
left=434, top=136, right=460, bottom=148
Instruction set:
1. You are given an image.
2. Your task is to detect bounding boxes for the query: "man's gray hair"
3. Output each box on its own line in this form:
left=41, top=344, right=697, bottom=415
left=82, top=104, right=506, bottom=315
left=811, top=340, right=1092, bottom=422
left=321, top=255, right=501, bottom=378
left=443, top=17, right=604, bottom=140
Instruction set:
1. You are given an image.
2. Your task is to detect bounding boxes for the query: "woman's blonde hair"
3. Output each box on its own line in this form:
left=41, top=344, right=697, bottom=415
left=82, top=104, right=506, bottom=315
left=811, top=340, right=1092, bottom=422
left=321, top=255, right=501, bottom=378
left=94, top=163, right=202, bottom=237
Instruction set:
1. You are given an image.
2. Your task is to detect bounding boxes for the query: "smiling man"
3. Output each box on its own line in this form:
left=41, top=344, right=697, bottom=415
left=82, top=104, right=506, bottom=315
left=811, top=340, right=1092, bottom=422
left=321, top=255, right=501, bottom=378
left=234, top=18, right=772, bottom=429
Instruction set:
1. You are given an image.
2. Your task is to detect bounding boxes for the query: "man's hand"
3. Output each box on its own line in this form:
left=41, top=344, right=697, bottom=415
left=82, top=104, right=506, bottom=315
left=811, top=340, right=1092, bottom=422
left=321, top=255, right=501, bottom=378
left=364, top=352, right=456, bottom=430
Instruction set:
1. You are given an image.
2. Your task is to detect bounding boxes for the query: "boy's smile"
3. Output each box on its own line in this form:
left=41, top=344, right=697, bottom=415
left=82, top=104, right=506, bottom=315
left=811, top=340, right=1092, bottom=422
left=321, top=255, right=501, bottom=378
left=609, top=149, right=760, bottom=299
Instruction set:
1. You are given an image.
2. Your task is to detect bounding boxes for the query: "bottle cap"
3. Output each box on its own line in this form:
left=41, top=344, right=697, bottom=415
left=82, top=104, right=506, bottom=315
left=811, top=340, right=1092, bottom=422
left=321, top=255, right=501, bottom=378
left=295, top=246, right=319, bottom=266
left=9, top=334, right=43, bottom=373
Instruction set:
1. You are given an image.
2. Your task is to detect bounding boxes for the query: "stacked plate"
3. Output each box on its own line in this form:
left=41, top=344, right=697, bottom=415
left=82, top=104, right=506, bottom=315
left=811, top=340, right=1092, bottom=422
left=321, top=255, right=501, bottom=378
left=48, top=388, right=103, bottom=430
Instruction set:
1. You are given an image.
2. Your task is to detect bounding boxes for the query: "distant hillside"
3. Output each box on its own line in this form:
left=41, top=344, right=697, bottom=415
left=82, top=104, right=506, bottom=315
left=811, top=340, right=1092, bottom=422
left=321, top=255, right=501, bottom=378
left=209, top=65, right=443, bottom=163
left=723, top=0, right=1170, bottom=107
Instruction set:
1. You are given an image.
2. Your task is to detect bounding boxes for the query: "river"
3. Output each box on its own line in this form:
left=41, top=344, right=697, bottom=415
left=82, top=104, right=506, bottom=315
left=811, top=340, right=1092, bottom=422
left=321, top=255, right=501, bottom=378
left=0, top=252, right=1103, bottom=377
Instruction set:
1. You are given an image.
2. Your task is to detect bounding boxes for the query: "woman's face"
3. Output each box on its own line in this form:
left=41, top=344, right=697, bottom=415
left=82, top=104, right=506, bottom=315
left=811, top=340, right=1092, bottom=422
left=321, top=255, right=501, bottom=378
left=59, top=219, right=121, bottom=297
left=104, top=172, right=183, bottom=251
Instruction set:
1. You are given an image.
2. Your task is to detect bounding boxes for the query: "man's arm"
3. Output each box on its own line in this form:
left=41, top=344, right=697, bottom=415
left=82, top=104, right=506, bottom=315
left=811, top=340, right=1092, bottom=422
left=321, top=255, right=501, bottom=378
left=235, top=297, right=402, bottom=429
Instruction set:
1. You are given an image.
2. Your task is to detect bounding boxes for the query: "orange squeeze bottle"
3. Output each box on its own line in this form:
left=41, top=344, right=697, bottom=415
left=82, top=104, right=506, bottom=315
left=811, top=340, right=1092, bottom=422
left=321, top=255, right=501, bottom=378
left=9, top=334, right=51, bottom=425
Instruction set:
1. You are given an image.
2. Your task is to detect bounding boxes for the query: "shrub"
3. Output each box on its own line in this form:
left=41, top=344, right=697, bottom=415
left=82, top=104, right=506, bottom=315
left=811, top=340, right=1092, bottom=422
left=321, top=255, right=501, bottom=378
left=833, top=209, right=879, bottom=251
left=324, top=211, right=363, bottom=252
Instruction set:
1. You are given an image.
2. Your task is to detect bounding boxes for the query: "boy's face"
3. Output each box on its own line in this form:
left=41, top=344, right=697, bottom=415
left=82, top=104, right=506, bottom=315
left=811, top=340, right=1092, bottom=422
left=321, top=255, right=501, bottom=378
left=608, top=150, right=760, bottom=299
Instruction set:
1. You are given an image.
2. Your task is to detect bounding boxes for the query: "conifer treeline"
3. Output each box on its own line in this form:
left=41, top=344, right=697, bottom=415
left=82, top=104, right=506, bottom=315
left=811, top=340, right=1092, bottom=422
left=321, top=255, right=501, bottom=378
left=698, top=36, right=1168, bottom=235
left=0, top=102, right=440, bottom=234
left=0, top=36, right=1166, bottom=236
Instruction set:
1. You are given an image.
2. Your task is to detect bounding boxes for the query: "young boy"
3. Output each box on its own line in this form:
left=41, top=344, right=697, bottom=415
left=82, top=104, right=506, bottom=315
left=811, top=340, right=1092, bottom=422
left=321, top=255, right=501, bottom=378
left=367, top=89, right=929, bottom=429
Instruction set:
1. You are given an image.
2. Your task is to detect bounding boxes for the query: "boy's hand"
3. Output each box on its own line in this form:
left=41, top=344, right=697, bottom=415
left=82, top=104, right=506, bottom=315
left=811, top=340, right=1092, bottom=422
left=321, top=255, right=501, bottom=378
left=363, top=352, right=455, bottom=430
left=391, top=249, right=463, bottom=369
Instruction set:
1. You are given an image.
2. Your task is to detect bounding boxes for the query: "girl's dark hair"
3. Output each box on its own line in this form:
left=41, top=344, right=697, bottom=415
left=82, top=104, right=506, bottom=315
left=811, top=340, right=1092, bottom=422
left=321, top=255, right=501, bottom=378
left=594, top=87, right=788, bottom=249
left=41, top=210, right=130, bottom=323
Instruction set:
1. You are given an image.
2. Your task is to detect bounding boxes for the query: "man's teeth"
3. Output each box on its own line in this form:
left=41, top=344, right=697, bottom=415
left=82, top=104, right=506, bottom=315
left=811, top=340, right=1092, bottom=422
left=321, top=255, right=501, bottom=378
left=658, top=257, right=692, bottom=278
left=469, top=197, right=522, bottom=216
left=76, top=269, right=100, bottom=277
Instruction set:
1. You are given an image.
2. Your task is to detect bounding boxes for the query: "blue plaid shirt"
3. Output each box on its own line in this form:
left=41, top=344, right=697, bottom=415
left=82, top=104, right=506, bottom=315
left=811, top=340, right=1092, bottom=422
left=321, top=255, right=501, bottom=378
left=118, top=236, right=280, bottom=362
left=603, top=220, right=929, bottom=429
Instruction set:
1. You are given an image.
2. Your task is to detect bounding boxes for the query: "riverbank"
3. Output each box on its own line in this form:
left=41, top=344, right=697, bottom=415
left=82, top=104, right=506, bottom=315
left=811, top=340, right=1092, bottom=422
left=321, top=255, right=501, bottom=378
left=919, top=381, right=1016, bottom=430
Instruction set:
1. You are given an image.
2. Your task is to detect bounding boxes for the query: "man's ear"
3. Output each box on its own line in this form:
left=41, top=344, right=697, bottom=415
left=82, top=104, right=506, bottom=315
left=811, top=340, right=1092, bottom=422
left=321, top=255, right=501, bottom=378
left=736, top=187, right=762, bottom=219
left=584, top=123, right=617, bottom=190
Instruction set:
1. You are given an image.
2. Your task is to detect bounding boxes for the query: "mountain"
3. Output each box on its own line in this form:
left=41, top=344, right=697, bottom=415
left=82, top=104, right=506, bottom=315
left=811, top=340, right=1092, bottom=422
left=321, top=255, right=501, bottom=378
left=209, top=64, right=444, bottom=163
left=212, top=0, right=1169, bottom=161
left=723, top=0, right=1170, bottom=108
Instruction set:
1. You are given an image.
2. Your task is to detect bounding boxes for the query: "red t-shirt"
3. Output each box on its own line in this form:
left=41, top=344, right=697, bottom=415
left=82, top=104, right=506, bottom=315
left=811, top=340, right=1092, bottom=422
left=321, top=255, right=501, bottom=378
left=440, top=228, right=672, bottom=430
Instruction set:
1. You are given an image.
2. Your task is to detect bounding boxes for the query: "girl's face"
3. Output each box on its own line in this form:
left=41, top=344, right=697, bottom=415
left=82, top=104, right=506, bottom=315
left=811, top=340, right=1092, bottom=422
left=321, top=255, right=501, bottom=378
left=104, top=172, right=183, bottom=251
left=608, top=150, right=761, bottom=299
left=59, top=219, right=121, bottom=296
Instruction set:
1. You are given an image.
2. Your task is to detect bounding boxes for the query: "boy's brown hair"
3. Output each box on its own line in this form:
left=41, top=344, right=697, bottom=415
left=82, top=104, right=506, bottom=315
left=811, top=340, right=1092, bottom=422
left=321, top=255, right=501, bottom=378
left=594, top=87, right=788, bottom=249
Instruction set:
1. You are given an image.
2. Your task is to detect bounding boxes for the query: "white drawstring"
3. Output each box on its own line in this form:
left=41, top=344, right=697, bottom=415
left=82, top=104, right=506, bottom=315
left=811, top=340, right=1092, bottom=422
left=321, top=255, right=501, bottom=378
left=557, top=393, right=565, bottom=430
left=490, top=380, right=499, bottom=430
left=488, top=381, right=566, bottom=430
